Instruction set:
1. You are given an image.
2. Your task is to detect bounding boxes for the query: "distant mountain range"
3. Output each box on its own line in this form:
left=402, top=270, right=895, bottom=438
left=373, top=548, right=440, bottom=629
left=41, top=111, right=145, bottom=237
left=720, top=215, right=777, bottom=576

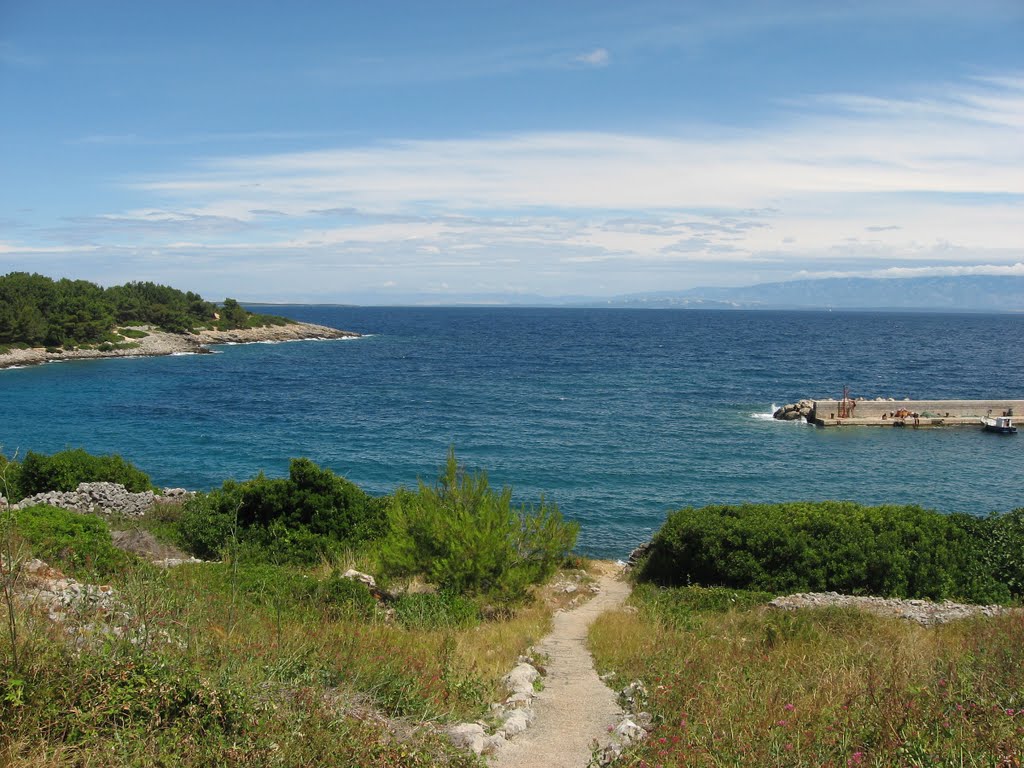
left=247, top=274, right=1024, bottom=311
left=599, top=275, right=1024, bottom=312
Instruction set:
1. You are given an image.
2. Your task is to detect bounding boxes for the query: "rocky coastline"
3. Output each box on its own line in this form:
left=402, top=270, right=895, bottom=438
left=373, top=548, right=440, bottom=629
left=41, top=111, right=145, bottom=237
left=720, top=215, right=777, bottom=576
left=0, top=321, right=360, bottom=370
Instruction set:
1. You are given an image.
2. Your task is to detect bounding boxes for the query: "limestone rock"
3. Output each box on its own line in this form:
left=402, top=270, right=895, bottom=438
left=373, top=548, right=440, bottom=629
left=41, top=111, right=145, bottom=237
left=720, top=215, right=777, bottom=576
left=341, top=568, right=377, bottom=589
left=504, top=662, right=539, bottom=697
left=498, top=708, right=533, bottom=737
left=614, top=717, right=647, bottom=746
left=768, top=592, right=1013, bottom=625
left=448, top=723, right=486, bottom=754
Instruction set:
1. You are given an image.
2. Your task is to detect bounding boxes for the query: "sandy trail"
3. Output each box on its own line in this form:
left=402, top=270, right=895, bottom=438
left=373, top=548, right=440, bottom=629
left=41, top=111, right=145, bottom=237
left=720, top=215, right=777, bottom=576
left=491, top=566, right=630, bottom=768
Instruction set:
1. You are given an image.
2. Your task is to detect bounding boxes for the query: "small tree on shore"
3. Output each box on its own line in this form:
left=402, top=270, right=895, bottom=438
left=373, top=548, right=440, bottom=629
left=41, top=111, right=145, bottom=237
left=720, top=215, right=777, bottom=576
left=380, top=449, right=579, bottom=603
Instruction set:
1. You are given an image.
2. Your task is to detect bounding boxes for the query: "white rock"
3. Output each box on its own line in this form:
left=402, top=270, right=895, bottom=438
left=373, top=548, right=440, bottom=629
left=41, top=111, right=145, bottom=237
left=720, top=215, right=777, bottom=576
left=614, top=717, right=647, bottom=746
left=504, top=662, right=539, bottom=696
left=499, top=708, right=533, bottom=737
left=341, top=569, right=377, bottom=589
left=448, top=723, right=486, bottom=754
left=483, top=734, right=507, bottom=754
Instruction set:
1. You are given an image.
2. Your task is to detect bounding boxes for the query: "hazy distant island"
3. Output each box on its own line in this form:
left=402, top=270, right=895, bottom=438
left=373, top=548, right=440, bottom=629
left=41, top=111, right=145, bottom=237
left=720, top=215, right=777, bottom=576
left=328, top=274, right=1024, bottom=311
left=0, top=272, right=359, bottom=370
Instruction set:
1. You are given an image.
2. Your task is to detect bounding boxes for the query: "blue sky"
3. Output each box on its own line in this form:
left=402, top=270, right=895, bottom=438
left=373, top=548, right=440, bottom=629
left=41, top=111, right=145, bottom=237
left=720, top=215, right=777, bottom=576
left=1, top=1, right=1022, bottom=302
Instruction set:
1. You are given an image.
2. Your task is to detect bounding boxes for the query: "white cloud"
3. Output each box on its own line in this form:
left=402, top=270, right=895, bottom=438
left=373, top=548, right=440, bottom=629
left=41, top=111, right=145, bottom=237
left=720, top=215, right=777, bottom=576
left=795, top=262, right=1024, bottom=279
left=574, top=48, right=610, bottom=67
left=8, top=73, right=1024, bottom=296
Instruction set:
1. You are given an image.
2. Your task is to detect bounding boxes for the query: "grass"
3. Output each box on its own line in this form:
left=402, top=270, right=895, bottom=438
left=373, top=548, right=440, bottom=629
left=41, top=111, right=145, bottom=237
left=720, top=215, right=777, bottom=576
left=117, top=328, right=150, bottom=339
left=590, top=583, right=1024, bottom=766
left=0, top=510, right=562, bottom=767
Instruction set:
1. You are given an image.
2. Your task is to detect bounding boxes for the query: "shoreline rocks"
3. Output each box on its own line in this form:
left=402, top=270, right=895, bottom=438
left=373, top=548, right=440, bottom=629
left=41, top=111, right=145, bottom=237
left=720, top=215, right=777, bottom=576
left=0, top=321, right=360, bottom=370
left=773, top=399, right=815, bottom=421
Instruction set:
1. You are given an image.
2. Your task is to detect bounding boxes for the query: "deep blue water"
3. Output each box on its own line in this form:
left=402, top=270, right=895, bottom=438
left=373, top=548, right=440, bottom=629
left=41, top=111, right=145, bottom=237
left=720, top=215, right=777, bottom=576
left=3, top=308, right=1022, bottom=558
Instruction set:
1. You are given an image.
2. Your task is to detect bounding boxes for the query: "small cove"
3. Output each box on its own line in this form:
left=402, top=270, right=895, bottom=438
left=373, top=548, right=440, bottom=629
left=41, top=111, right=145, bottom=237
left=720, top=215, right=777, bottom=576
left=3, top=307, right=1022, bottom=558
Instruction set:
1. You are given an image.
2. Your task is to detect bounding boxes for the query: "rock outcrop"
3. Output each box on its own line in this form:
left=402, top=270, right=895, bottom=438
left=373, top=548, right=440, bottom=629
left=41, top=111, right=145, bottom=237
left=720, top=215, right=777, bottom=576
left=772, top=399, right=814, bottom=421
left=0, top=321, right=360, bottom=370
left=447, top=657, right=543, bottom=755
left=10, top=482, right=191, bottom=517
left=768, top=592, right=1013, bottom=625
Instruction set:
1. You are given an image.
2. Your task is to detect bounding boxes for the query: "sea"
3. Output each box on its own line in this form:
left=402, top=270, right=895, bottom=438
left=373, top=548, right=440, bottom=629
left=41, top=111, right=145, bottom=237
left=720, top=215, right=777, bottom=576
left=2, top=307, right=1022, bottom=559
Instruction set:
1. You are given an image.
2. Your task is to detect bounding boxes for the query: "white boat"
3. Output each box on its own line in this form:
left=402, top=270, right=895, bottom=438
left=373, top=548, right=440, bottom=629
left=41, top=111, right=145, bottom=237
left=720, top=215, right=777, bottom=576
left=983, top=416, right=1017, bottom=434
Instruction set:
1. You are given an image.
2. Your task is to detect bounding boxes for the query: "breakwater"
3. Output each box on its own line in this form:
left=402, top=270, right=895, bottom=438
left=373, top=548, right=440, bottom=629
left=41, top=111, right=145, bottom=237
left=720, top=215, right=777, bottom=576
left=775, top=398, right=1023, bottom=427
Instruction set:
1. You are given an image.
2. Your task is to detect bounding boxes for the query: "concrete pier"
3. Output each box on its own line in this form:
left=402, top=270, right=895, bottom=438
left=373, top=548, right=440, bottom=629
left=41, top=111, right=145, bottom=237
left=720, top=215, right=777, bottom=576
left=809, top=399, right=1023, bottom=428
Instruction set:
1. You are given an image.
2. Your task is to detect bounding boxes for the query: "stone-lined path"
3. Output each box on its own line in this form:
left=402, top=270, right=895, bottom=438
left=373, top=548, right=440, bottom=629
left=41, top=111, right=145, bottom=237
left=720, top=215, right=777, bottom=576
left=490, top=565, right=630, bottom=768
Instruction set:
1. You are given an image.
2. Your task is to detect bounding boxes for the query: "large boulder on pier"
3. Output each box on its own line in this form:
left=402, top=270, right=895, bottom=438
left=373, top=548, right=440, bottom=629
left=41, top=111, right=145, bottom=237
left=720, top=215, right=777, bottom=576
left=773, top=399, right=814, bottom=421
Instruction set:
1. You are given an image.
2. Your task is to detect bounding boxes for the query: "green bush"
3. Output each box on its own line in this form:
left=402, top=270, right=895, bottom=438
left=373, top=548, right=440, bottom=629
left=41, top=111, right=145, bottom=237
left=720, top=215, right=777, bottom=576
left=638, top=501, right=1010, bottom=604
left=13, top=504, right=137, bottom=577
left=988, top=507, right=1024, bottom=596
left=18, top=448, right=153, bottom=497
left=177, top=458, right=389, bottom=563
left=379, top=449, right=579, bottom=603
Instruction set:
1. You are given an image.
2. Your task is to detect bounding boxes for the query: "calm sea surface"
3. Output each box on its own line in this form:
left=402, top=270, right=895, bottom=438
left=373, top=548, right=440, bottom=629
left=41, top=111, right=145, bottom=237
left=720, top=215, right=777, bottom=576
left=3, top=308, right=1022, bottom=558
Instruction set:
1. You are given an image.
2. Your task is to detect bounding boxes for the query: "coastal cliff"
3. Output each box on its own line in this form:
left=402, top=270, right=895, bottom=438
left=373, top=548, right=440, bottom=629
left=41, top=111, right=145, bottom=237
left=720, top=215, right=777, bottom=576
left=0, top=321, right=359, bottom=370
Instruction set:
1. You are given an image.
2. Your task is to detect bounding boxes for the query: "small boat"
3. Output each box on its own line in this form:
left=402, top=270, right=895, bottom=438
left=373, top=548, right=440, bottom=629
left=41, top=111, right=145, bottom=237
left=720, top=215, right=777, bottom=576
left=983, top=416, right=1017, bottom=434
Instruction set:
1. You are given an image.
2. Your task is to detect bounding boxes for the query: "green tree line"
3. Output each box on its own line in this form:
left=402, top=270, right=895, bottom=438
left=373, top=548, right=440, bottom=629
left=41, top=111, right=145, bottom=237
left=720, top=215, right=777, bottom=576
left=0, top=272, right=284, bottom=347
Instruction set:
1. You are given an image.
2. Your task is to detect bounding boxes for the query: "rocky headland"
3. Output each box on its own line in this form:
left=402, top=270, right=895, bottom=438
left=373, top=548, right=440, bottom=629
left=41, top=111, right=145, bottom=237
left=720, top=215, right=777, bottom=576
left=0, top=321, right=360, bottom=370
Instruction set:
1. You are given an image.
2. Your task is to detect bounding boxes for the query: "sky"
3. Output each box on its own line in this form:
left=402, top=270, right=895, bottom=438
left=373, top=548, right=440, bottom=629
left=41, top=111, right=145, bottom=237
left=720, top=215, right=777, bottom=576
left=1, top=1, right=1022, bottom=303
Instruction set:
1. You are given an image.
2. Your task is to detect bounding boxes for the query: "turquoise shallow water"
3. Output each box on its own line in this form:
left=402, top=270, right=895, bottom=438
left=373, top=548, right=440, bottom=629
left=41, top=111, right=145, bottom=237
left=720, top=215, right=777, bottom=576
left=2, top=307, right=1022, bottom=558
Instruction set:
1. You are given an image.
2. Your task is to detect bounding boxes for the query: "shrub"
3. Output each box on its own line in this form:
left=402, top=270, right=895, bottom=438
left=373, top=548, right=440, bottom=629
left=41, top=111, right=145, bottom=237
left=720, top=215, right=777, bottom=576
left=988, top=507, right=1024, bottom=596
left=379, top=449, right=579, bottom=602
left=177, top=458, right=389, bottom=563
left=18, top=448, right=153, bottom=497
left=638, top=501, right=1010, bottom=604
left=13, top=504, right=137, bottom=577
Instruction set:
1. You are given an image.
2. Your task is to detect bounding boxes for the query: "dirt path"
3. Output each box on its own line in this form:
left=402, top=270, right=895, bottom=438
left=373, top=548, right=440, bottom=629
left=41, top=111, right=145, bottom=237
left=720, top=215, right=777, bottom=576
left=491, top=566, right=630, bottom=768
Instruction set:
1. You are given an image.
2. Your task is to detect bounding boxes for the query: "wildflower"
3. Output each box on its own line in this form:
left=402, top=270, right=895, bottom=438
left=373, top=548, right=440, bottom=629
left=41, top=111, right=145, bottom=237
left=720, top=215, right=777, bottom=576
left=784, top=703, right=796, bottom=712
left=848, top=751, right=866, bottom=766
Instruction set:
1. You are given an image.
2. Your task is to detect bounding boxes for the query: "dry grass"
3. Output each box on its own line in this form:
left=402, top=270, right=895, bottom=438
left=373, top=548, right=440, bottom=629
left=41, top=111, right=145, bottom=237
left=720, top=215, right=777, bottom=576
left=590, top=586, right=1024, bottom=766
left=0, top=558, right=573, bottom=767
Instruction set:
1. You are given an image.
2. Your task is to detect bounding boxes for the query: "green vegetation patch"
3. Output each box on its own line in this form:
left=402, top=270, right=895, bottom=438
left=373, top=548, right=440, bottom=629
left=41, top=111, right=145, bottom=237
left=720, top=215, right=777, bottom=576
left=393, top=591, right=482, bottom=631
left=638, top=501, right=1019, bottom=604
left=0, top=271, right=293, bottom=346
left=16, top=448, right=153, bottom=499
left=379, top=449, right=579, bottom=603
left=11, top=504, right=137, bottom=577
left=177, top=457, right=389, bottom=564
